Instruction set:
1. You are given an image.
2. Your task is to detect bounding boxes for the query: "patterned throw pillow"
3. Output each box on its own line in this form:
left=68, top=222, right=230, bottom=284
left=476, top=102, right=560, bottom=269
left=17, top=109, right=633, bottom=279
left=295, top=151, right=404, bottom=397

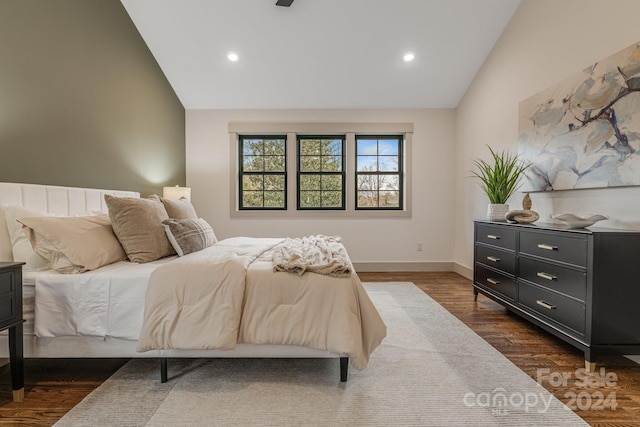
left=162, top=218, right=217, bottom=256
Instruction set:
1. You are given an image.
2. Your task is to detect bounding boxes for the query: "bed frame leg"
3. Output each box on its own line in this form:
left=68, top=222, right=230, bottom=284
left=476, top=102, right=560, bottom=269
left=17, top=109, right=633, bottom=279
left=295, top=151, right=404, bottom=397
left=340, top=357, right=348, bottom=382
left=160, top=358, right=168, bottom=383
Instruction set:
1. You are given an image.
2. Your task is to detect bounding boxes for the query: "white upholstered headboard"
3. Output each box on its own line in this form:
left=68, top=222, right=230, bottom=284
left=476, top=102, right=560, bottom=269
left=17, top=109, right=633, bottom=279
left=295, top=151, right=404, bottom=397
left=0, top=182, right=139, bottom=262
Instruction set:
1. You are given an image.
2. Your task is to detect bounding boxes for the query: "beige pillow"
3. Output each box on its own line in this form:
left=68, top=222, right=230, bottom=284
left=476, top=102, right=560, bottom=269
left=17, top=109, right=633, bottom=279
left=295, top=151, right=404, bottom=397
left=105, top=195, right=175, bottom=263
left=150, top=194, right=198, bottom=220
left=18, top=215, right=126, bottom=274
left=163, top=218, right=217, bottom=256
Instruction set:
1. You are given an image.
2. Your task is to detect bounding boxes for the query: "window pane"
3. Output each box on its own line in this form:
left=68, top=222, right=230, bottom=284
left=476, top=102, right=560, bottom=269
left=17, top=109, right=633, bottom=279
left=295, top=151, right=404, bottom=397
left=357, top=191, right=377, bottom=207
left=243, top=156, right=264, bottom=172
left=323, top=175, right=342, bottom=191
left=243, top=175, right=263, bottom=190
left=300, top=174, right=321, bottom=190
left=264, top=191, right=285, bottom=208
left=357, top=174, right=378, bottom=191
left=378, top=156, right=399, bottom=172
left=378, top=139, right=399, bottom=155
left=243, top=139, right=264, bottom=156
left=357, top=139, right=378, bottom=155
left=321, top=155, right=342, bottom=172
left=264, top=139, right=285, bottom=155
left=299, top=191, right=321, bottom=207
left=380, top=191, right=400, bottom=207
left=264, top=175, right=285, bottom=190
left=300, top=155, right=321, bottom=172
left=242, top=191, right=263, bottom=207
left=357, top=156, right=378, bottom=172
left=322, top=191, right=342, bottom=207
left=264, top=155, right=285, bottom=172
left=322, top=139, right=341, bottom=155
left=300, top=139, right=321, bottom=155
left=380, top=175, right=399, bottom=191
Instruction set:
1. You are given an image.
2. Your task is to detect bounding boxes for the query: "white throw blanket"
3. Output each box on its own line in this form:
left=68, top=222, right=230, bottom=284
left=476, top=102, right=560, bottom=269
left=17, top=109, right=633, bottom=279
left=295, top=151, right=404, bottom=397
left=272, top=235, right=352, bottom=277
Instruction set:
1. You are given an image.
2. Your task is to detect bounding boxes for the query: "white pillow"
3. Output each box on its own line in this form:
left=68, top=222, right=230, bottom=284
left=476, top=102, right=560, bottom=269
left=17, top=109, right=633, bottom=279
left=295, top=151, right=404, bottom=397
left=3, top=205, right=51, bottom=272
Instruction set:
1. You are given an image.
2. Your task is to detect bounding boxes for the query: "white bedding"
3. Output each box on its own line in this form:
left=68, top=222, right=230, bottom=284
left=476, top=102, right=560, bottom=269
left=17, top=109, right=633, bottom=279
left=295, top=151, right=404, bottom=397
left=32, top=256, right=176, bottom=340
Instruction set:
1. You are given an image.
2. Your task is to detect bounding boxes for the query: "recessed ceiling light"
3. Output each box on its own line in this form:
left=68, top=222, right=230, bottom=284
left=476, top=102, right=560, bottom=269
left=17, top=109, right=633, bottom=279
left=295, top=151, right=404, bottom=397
left=227, top=52, right=239, bottom=62
left=403, top=52, right=415, bottom=62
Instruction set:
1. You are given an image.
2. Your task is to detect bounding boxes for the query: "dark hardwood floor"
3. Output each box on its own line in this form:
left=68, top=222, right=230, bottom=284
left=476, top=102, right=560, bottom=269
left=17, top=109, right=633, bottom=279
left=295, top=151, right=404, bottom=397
left=1, top=272, right=639, bottom=426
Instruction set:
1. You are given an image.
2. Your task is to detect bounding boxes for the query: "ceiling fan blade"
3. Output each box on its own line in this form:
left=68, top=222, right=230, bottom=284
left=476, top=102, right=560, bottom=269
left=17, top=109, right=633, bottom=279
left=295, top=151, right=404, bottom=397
left=276, top=0, right=294, bottom=6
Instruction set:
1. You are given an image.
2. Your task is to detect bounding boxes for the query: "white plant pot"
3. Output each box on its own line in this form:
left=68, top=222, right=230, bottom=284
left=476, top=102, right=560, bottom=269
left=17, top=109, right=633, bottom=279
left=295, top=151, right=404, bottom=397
left=487, top=203, right=509, bottom=222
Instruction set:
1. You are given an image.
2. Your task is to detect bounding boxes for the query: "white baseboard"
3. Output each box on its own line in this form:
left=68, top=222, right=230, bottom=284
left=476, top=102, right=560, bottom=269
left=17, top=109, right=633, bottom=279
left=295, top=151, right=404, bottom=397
left=353, top=262, right=454, bottom=272
left=453, top=263, right=473, bottom=280
left=353, top=261, right=473, bottom=279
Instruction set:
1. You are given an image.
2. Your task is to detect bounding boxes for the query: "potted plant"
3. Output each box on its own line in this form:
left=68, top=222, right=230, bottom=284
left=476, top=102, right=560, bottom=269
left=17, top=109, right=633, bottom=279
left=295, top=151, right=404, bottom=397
left=471, top=145, right=530, bottom=221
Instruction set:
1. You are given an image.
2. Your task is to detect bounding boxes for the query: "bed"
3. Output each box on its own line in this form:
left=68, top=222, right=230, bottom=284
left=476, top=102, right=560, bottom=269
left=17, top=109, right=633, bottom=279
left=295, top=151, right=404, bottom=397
left=0, top=182, right=386, bottom=382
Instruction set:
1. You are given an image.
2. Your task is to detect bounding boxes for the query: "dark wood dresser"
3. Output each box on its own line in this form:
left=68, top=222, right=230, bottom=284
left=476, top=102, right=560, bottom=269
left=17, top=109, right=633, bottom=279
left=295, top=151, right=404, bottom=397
left=0, top=262, right=25, bottom=402
left=473, top=220, right=640, bottom=371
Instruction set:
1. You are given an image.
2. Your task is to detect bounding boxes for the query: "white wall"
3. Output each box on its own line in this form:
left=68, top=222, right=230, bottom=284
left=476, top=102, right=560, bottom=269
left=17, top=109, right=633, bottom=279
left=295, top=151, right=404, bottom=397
left=186, top=109, right=456, bottom=269
left=454, top=0, right=640, bottom=276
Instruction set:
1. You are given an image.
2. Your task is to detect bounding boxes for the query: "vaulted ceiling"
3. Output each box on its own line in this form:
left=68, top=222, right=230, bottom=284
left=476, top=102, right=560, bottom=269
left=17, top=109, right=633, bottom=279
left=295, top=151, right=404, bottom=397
left=121, top=0, right=521, bottom=109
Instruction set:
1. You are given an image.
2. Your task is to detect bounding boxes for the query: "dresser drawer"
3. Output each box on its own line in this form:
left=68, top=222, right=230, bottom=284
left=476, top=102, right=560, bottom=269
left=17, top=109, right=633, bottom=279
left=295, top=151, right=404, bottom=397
left=519, top=230, right=588, bottom=267
left=0, top=296, right=14, bottom=326
left=475, top=245, right=516, bottom=275
left=474, top=264, right=516, bottom=301
left=475, top=224, right=516, bottom=251
left=519, top=282, right=586, bottom=335
left=519, top=257, right=587, bottom=302
left=0, top=271, right=14, bottom=294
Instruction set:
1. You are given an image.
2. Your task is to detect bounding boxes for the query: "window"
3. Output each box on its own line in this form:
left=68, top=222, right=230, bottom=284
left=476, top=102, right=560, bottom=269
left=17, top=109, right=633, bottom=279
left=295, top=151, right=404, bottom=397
left=238, top=135, right=287, bottom=210
left=297, top=136, right=345, bottom=209
left=230, top=122, right=412, bottom=218
left=355, top=135, right=403, bottom=209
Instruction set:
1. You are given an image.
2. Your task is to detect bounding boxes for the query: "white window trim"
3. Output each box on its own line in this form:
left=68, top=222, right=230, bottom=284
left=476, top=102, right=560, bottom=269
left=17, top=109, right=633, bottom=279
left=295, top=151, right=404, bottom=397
left=229, top=122, right=413, bottom=218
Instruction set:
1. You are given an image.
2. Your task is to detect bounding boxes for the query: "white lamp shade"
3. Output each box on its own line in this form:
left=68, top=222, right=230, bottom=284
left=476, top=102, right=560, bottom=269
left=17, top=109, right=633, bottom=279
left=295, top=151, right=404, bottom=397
left=163, top=186, right=191, bottom=200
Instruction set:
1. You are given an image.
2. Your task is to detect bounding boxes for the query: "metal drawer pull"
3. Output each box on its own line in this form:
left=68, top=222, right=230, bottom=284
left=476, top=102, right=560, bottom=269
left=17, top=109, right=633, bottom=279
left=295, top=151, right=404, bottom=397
left=486, top=278, right=500, bottom=285
left=487, top=234, right=500, bottom=240
left=486, top=256, right=500, bottom=262
left=536, top=300, right=556, bottom=310
left=537, top=272, right=557, bottom=281
left=537, top=244, right=558, bottom=251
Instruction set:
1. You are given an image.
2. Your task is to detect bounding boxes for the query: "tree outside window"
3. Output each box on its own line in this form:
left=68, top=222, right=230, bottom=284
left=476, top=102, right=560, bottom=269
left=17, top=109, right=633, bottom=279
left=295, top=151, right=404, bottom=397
left=356, top=135, right=403, bottom=209
left=239, top=135, right=287, bottom=209
left=297, top=136, right=345, bottom=209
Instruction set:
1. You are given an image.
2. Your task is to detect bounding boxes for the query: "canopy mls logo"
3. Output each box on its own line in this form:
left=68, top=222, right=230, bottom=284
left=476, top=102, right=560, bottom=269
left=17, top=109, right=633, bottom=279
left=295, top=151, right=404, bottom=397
left=462, top=367, right=619, bottom=415
left=463, top=388, right=554, bottom=414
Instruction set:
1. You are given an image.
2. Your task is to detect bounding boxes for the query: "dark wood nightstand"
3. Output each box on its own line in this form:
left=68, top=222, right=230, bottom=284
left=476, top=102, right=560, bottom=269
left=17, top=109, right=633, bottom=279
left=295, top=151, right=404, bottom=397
left=0, top=262, right=25, bottom=402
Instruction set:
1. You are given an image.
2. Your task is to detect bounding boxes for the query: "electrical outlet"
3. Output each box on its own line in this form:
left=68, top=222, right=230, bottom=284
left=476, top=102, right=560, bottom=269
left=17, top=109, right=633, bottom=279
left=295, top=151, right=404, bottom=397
left=417, top=242, right=423, bottom=252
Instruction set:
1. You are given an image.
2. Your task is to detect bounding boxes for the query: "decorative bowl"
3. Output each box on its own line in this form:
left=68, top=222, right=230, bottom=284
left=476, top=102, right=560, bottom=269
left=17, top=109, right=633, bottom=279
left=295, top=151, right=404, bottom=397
left=550, top=214, right=608, bottom=229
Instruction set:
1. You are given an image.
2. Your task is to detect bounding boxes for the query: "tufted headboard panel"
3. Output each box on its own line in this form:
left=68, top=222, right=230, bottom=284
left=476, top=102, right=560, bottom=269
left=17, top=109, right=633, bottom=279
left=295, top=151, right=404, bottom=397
left=0, top=182, right=139, bottom=262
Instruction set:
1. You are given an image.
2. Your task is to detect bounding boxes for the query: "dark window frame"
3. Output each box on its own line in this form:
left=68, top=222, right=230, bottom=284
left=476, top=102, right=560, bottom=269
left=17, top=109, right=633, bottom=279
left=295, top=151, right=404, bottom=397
left=238, top=135, right=288, bottom=210
left=355, top=135, right=404, bottom=210
left=296, top=135, right=346, bottom=210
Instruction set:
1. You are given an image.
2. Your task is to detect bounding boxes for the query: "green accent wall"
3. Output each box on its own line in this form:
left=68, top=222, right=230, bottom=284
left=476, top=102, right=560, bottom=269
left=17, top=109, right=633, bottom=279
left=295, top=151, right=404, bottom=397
left=0, top=0, right=185, bottom=196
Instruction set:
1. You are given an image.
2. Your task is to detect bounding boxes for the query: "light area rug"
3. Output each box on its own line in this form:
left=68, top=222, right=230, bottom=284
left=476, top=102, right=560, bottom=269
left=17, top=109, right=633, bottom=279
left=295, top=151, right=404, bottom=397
left=54, top=282, right=587, bottom=426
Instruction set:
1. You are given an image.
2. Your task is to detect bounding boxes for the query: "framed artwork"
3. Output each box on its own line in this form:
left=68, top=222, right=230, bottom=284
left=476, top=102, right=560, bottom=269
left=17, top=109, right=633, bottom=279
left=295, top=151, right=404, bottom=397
left=518, top=41, right=640, bottom=191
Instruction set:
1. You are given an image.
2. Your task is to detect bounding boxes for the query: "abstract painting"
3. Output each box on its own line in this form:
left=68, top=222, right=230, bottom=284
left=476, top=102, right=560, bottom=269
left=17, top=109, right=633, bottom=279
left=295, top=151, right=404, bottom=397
left=518, top=41, right=640, bottom=191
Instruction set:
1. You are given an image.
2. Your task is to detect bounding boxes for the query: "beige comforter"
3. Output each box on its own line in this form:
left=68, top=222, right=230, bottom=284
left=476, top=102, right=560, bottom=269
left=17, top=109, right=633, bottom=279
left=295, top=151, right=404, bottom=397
left=136, top=237, right=386, bottom=370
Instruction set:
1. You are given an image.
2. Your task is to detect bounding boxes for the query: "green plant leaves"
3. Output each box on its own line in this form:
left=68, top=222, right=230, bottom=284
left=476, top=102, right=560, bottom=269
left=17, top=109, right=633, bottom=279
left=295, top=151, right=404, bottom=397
left=470, top=146, right=530, bottom=204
